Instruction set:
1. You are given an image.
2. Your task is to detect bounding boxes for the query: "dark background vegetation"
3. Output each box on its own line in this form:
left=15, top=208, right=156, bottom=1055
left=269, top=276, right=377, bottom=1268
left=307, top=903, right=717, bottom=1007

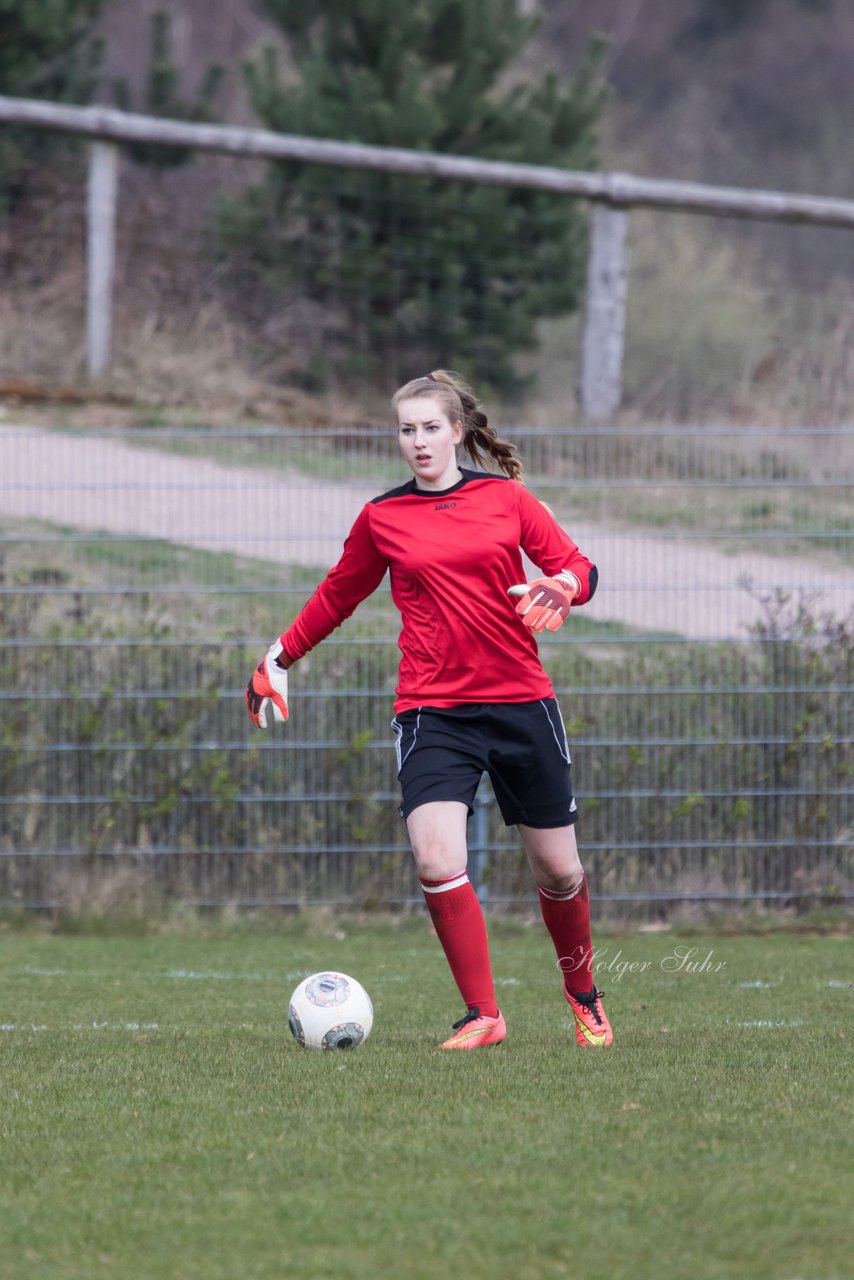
left=0, top=3, right=852, bottom=916
left=2, top=0, right=853, bottom=419
left=91, top=0, right=854, bottom=195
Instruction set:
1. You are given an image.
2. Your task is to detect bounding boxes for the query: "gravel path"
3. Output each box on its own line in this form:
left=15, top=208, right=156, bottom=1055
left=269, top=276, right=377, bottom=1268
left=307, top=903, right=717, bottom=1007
left=3, top=424, right=852, bottom=640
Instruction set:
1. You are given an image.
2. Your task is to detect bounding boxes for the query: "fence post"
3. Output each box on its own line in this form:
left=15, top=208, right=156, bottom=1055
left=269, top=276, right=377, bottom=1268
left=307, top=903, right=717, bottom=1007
left=86, top=141, right=119, bottom=379
left=579, top=202, right=630, bottom=422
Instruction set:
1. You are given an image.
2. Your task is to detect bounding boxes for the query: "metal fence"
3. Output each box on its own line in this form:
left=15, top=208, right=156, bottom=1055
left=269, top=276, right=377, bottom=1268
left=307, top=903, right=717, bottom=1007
left=1, top=422, right=852, bottom=916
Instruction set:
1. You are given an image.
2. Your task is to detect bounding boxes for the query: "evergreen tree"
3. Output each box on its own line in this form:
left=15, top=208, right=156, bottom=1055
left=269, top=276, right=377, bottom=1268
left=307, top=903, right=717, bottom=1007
left=226, top=0, right=604, bottom=392
left=113, top=12, right=225, bottom=170
left=0, top=0, right=106, bottom=193
left=0, top=0, right=105, bottom=99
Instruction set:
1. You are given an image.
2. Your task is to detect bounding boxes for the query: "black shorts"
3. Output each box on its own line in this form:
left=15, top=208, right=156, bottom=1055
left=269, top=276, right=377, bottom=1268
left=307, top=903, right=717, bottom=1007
left=391, top=700, right=578, bottom=829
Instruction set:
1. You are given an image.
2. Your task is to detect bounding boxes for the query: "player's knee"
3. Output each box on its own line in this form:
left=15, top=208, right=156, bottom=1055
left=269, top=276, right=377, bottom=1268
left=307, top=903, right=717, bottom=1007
left=410, top=839, right=467, bottom=882
left=540, top=866, right=584, bottom=898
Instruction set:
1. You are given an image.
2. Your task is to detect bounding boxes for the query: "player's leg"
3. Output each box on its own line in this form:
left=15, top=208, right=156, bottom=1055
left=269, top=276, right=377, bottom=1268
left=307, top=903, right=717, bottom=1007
left=393, top=707, right=504, bottom=1047
left=405, top=797, right=469, bottom=881
left=520, top=822, right=612, bottom=1046
left=487, top=700, right=612, bottom=1046
left=486, top=699, right=589, bottom=988
left=407, top=801, right=503, bottom=1042
left=519, top=820, right=589, bottom=988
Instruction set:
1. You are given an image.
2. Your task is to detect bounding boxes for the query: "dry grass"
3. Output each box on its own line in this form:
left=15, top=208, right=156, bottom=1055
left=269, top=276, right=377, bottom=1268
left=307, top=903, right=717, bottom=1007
left=42, top=862, right=156, bottom=920
left=516, top=213, right=854, bottom=428
left=2, top=172, right=853, bottom=428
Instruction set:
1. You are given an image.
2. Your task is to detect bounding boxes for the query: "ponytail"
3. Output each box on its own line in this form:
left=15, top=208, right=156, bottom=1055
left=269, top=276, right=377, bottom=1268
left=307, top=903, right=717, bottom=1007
left=391, top=370, right=523, bottom=483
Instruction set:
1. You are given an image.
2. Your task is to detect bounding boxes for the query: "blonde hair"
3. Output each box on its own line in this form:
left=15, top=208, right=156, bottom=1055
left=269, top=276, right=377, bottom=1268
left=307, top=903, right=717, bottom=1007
left=392, top=370, right=523, bottom=482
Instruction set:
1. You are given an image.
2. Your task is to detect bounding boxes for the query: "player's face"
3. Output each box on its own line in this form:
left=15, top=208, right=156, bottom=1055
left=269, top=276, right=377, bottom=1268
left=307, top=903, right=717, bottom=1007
left=397, top=396, right=463, bottom=490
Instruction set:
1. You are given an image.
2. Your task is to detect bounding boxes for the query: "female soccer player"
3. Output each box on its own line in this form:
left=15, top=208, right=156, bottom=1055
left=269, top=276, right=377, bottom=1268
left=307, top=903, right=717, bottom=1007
left=246, top=371, right=613, bottom=1050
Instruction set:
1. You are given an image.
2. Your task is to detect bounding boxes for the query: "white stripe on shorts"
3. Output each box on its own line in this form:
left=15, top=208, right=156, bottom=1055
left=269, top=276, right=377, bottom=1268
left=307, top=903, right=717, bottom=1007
left=391, top=711, right=422, bottom=773
left=540, top=700, right=571, bottom=764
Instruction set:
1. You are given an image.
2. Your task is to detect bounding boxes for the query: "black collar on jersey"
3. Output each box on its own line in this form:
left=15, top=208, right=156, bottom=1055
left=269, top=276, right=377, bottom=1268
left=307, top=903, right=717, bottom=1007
left=372, top=467, right=508, bottom=505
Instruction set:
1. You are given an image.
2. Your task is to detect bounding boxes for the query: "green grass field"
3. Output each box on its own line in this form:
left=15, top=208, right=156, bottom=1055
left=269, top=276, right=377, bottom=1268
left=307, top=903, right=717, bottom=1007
left=1, top=919, right=851, bottom=1280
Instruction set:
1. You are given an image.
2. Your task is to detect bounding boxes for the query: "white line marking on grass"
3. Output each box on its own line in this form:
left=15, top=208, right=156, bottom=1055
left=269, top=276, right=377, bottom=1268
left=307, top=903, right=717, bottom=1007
left=15, top=967, right=272, bottom=977
left=735, top=981, right=777, bottom=989
left=731, top=1019, right=805, bottom=1029
left=15, top=967, right=161, bottom=980
left=495, top=978, right=521, bottom=986
left=73, top=1021, right=162, bottom=1031
left=13, top=968, right=271, bottom=983
left=14, top=967, right=119, bottom=978
left=1, top=1021, right=161, bottom=1032
left=166, top=969, right=263, bottom=981
left=824, top=980, right=853, bottom=989
left=2, top=1021, right=310, bottom=1035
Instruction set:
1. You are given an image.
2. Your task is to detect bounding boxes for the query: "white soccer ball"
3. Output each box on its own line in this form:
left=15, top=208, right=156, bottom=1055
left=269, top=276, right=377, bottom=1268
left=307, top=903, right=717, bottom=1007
left=287, top=971, right=374, bottom=1050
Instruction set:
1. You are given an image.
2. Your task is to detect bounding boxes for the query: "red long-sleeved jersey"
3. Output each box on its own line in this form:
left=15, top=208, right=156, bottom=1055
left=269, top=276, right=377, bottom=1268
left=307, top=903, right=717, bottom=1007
left=280, top=469, right=597, bottom=713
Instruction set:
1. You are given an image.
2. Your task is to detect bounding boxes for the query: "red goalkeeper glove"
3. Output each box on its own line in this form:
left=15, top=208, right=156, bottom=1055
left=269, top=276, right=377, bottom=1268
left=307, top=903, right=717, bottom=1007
left=508, top=570, right=580, bottom=634
left=246, top=641, right=290, bottom=728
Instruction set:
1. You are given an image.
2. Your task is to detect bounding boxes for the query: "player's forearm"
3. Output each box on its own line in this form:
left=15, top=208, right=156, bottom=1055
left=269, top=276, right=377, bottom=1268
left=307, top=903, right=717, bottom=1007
left=278, top=534, right=388, bottom=661
left=278, top=587, right=346, bottom=664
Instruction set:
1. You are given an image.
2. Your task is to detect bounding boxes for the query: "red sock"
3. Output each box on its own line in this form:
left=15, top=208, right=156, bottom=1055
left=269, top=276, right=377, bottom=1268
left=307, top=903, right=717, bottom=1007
left=421, top=871, right=498, bottom=1018
left=537, top=875, right=595, bottom=996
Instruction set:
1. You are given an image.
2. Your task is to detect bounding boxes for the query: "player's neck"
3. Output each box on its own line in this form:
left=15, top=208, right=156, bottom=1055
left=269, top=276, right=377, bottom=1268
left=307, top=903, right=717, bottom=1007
left=413, top=464, right=463, bottom=493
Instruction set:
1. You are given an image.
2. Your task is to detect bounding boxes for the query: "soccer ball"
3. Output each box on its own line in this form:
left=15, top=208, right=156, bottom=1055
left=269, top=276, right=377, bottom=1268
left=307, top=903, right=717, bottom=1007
left=287, top=971, right=374, bottom=1050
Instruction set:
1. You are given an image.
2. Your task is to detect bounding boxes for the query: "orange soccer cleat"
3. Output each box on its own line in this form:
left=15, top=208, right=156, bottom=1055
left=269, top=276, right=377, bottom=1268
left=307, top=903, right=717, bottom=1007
left=440, top=1007, right=507, bottom=1050
left=565, top=986, right=613, bottom=1047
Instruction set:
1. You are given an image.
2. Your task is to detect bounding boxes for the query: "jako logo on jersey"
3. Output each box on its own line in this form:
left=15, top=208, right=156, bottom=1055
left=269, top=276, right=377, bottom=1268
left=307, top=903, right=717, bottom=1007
left=434, top=502, right=457, bottom=511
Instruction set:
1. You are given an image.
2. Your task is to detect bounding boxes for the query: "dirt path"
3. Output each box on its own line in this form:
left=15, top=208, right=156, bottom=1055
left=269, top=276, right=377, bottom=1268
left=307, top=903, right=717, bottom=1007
left=3, top=424, right=852, bottom=639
